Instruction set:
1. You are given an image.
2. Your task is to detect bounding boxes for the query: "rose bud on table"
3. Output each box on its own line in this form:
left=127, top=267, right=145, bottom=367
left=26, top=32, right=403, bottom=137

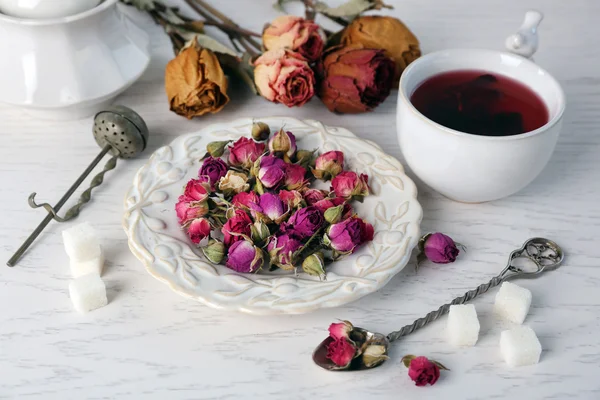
left=262, top=15, right=325, bottom=63
left=165, top=45, right=229, bottom=118
left=316, top=44, right=395, bottom=114
left=417, top=232, right=465, bottom=267
left=401, top=355, right=449, bottom=387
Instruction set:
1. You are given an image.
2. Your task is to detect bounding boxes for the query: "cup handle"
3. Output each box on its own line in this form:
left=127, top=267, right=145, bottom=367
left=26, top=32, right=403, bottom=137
left=505, top=10, right=543, bottom=60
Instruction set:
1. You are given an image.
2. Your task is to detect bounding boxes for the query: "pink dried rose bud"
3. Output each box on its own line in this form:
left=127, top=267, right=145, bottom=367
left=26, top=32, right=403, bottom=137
left=418, top=232, right=463, bottom=264
left=303, top=189, right=327, bottom=205
left=228, top=137, right=266, bottom=169
left=253, top=49, right=316, bottom=107
left=331, top=171, right=370, bottom=200
left=284, top=163, right=308, bottom=191
left=199, top=156, right=228, bottom=189
left=278, top=190, right=305, bottom=209
left=268, top=129, right=297, bottom=158
left=184, top=178, right=211, bottom=202
left=225, top=239, right=264, bottom=273
left=231, top=191, right=259, bottom=209
left=312, top=151, right=344, bottom=180
left=262, top=15, right=325, bottom=62
left=258, top=155, right=286, bottom=188
left=175, top=195, right=208, bottom=225
left=402, top=355, right=448, bottom=387
left=267, top=232, right=303, bottom=270
left=326, top=338, right=358, bottom=368
left=250, top=193, right=288, bottom=224
left=221, top=209, right=253, bottom=246
left=282, top=206, right=323, bottom=239
left=328, top=320, right=353, bottom=340
left=187, top=218, right=211, bottom=244
left=324, top=216, right=374, bottom=254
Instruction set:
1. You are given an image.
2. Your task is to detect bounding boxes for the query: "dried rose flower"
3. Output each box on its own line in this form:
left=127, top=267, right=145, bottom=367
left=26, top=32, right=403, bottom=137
left=187, top=217, right=211, bottom=244
left=324, top=216, right=374, bottom=254
left=326, top=338, right=357, bottom=368
left=226, top=239, right=263, bottom=273
left=362, top=344, right=388, bottom=368
left=331, top=171, right=370, bottom=200
left=250, top=221, right=271, bottom=243
left=184, top=178, right=211, bottom=202
left=284, top=163, right=307, bottom=191
left=328, top=320, right=353, bottom=340
left=302, top=252, right=326, bottom=278
left=251, top=121, right=270, bottom=141
left=202, top=238, right=225, bottom=264
left=312, top=151, right=344, bottom=180
left=218, top=170, right=250, bottom=196
left=324, top=204, right=344, bottom=224
left=250, top=193, right=288, bottom=224
left=165, top=45, right=229, bottom=119
left=278, top=190, right=305, bottom=209
left=262, top=15, right=324, bottom=62
left=221, top=209, right=253, bottom=247
left=199, top=156, right=227, bottom=189
left=175, top=195, right=208, bottom=225
left=231, top=191, right=259, bottom=209
left=402, top=355, right=448, bottom=387
left=283, top=206, right=324, bottom=239
left=254, top=49, right=315, bottom=107
left=317, top=44, right=395, bottom=114
left=341, top=16, right=421, bottom=85
left=258, top=155, right=286, bottom=189
left=269, top=129, right=297, bottom=159
left=228, top=137, right=266, bottom=169
left=267, top=232, right=303, bottom=270
left=418, top=232, right=463, bottom=264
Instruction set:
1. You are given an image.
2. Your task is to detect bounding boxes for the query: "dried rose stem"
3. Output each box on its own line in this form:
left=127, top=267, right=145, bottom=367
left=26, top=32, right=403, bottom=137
left=203, top=20, right=261, bottom=38
left=149, top=10, right=185, bottom=53
left=301, top=0, right=349, bottom=26
left=190, top=0, right=262, bottom=51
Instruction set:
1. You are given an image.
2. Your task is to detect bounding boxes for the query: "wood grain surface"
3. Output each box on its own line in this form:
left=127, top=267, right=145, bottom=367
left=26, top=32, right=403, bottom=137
left=1, top=0, right=599, bottom=398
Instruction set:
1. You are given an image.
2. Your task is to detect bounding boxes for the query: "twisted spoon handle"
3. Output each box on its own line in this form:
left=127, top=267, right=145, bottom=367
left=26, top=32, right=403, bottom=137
left=386, top=275, right=504, bottom=342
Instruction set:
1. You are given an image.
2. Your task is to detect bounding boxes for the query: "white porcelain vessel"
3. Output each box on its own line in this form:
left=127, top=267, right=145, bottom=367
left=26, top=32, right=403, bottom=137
left=0, top=0, right=101, bottom=19
left=396, top=11, right=565, bottom=203
left=123, top=118, right=423, bottom=315
left=0, top=0, right=150, bottom=119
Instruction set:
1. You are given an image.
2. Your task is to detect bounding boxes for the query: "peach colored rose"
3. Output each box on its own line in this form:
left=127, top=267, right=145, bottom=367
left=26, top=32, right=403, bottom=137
left=254, top=49, right=315, bottom=107
left=263, top=15, right=324, bottom=62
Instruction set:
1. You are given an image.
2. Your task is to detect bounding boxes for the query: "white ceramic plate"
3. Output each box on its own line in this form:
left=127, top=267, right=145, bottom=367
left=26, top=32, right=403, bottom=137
left=123, top=118, right=422, bottom=315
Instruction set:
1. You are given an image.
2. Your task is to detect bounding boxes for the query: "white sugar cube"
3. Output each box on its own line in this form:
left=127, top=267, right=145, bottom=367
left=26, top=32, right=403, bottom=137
left=69, top=273, right=107, bottom=314
left=494, top=282, right=532, bottom=324
left=62, top=222, right=101, bottom=261
left=70, top=250, right=104, bottom=278
left=500, top=326, right=542, bottom=367
left=447, top=304, right=480, bottom=347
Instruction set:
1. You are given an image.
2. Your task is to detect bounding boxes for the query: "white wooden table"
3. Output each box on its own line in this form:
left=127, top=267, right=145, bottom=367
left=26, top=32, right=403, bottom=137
left=2, top=0, right=600, bottom=398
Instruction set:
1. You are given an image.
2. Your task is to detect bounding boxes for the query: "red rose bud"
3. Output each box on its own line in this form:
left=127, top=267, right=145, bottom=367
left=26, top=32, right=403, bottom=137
left=187, top=218, right=211, bottom=244
left=250, top=193, right=288, bottom=224
left=228, top=137, right=266, bottom=169
left=184, top=178, right=211, bottom=202
left=205, top=140, right=230, bottom=158
left=258, top=155, right=286, bottom=188
left=328, top=320, right=353, bottom=340
left=221, top=209, right=252, bottom=246
left=251, top=121, right=270, bottom=141
left=303, top=188, right=327, bottom=205
left=278, top=190, right=305, bottom=209
left=284, top=163, right=307, bottom=190
left=317, top=45, right=395, bottom=114
left=268, top=129, right=297, bottom=159
left=225, top=239, right=264, bottom=273
left=262, top=15, right=324, bottom=62
left=202, top=239, right=225, bottom=264
left=324, top=216, right=374, bottom=254
left=312, top=151, right=344, bottom=180
left=326, top=338, right=357, bottom=368
left=267, top=233, right=303, bottom=270
left=402, top=355, right=448, bottom=387
left=175, top=195, right=208, bottom=225
left=284, top=206, right=324, bottom=239
left=331, top=171, right=370, bottom=200
left=419, top=232, right=462, bottom=264
left=199, top=156, right=228, bottom=189
left=301, top=252, right=326, bottom=278
left=231, top=191, right=259, bottom=209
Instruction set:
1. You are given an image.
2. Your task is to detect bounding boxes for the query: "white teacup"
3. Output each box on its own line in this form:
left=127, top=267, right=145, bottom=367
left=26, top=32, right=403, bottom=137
left=0, top=0, right=101, bottom=19
left=396, top=12, right=565, bottom=203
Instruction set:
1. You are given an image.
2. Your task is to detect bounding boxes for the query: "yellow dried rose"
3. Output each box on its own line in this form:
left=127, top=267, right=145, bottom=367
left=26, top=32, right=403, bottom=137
left=341, top=16, right=421, bottom=85
left=165, top=45, right=229, bottom=119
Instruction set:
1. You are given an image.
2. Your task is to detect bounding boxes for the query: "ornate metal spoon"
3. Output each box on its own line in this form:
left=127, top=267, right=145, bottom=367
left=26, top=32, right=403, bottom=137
left=313, top=237, right=564, bottom=371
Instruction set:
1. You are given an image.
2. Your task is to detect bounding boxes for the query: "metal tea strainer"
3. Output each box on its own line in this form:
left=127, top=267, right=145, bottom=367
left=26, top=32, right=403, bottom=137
left=7, top=105, right=149, bottom=267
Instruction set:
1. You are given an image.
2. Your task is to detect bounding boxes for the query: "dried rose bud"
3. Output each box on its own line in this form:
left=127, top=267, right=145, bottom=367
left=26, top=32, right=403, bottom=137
left=331, top=171, right=370, bottom=201
left=326, top=338, right=357, bottom=368
left=267, top=232, right=303, bottom=270
left=328, top=320, right=353, bottom=340
left=225, top=239, right=264, bottom=273
left=202, top=239, right=225, bottom=264
left=324, top=204, right=344, bottom=224
left=312, top=150, right=344, bottom=180
left=187, top=218, right=211, bottom=244
left=418, top=232, right=463, bottom=265
left=250, top=221, right=270, bottom=243
left=295, top=149, right=314, bottom=168
left=362, top=344, right=389, bottom=368
left=268, top=129, right=297, bottom=158
left=218, top=170, right=250, bottom=197
left=205, top=140, right=231, bottom=158
left=301, top=252, right=326, bottom=278
left=402, top=355, right=448, bottom=387
left=251, top=121, right=270, bottom=141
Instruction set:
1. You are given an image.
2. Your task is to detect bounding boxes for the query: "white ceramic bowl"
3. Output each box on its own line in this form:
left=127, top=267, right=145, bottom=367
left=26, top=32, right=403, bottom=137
left=0, top=0, right=150, bottom=119
left=0, top=0, right=101, bottom=19
left=396, top=49, right=565, bottom=203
